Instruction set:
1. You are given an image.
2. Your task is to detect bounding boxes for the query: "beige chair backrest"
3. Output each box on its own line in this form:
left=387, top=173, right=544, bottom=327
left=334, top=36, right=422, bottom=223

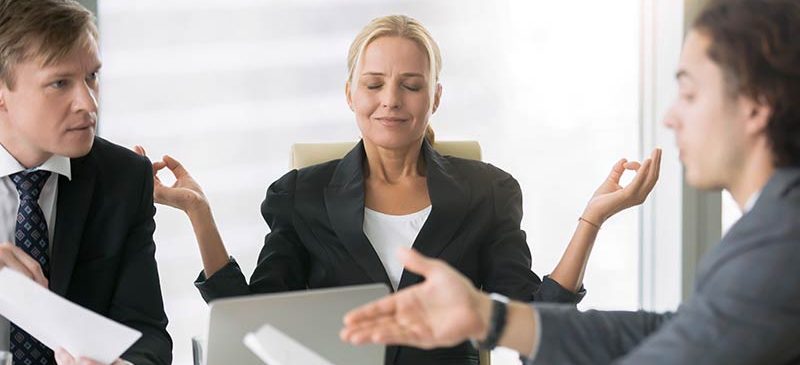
left=291, top=141, right=482, bottom=169
left=288, top=139, right=490, bottom=365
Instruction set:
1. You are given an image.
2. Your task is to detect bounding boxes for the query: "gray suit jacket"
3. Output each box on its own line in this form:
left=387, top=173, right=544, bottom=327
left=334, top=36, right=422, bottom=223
left=529, top=168, right=800, bottom=365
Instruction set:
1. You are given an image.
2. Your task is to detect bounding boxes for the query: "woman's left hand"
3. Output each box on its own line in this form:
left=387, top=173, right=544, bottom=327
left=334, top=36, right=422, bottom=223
left=582, top=148, right=662, bottom=226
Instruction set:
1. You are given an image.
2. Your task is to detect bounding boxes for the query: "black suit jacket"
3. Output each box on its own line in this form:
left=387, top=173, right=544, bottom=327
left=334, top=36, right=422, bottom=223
left=50, top=137, right=172, bottom=365
left=196, top=140, right=582, bottom=365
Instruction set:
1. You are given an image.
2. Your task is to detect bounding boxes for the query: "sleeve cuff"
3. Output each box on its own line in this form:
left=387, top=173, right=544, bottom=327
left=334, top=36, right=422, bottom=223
left=194, top=257, right=239, bottom=283
left=526, top=303, right=587, bottom=364
left=518, top=305, right=543, bottom=365
left=530, top=306, right=542, bottom=360
left=194, top=257, right=249, bottom=303
left=535, top=275, right=586, bottom=304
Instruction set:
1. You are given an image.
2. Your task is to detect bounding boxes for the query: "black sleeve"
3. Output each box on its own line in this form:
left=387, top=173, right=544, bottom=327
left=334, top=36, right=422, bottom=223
left=195, top=170, right=310, bottom=302
left=115, top=157, right=173, bottom=365
left=480, top=167, right=585, bottom=304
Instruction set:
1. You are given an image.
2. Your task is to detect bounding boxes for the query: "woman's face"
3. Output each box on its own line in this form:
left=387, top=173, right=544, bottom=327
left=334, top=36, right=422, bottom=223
left=347, top=36, right=441, bottom=150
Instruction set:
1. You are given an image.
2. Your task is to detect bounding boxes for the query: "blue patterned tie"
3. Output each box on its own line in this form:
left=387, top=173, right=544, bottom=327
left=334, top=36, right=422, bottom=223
left=9, top=170, right=53, bottom=365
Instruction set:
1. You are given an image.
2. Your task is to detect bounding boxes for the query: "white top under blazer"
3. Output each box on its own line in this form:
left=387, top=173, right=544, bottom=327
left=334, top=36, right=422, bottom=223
left=363, top=206, right=432, bottom=290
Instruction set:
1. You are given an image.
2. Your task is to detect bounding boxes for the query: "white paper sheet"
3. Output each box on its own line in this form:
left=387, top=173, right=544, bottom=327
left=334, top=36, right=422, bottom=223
left=244, top=324, right=335, bottom=365
left=0, top=268, right=141, bottom=364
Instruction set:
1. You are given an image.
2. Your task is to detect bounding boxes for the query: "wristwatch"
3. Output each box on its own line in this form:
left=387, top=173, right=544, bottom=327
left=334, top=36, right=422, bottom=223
left=473, top=293, right=509, bottom=350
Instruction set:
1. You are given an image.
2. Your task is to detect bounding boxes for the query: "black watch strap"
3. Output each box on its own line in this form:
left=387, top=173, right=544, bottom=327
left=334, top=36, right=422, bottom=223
left=476, top=293, right=509, bottom=350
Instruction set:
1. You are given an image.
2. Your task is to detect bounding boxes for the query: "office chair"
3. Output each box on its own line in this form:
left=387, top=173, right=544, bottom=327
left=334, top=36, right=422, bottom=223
left=290, top=140, right=491, bottom=365
left=291, top=141, right=481, bottom=169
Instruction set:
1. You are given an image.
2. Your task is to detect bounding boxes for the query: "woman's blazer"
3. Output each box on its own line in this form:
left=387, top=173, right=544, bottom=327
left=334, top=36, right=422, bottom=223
left=195, top=139, right=584, bottom=365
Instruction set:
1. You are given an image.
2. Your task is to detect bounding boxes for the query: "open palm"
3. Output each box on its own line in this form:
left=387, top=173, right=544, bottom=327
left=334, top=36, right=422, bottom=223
left=341, top=249, right=487, bottom=349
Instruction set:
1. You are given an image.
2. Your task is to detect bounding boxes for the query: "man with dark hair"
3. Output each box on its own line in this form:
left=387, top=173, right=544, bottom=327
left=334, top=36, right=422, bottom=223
left=0, top=0, right=171, bottom=364
left=340, top=0, right=800, bottom=364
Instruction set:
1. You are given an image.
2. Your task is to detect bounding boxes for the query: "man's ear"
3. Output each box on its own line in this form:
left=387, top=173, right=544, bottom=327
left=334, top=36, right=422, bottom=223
left=741, top=94, right=772, bottom=136
left=345, top=81, right=354, bottom=111
left=0, top=83, right=7, bottom=113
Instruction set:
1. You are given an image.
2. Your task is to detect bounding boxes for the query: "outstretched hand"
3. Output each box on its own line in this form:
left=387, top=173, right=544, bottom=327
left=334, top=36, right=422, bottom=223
left=340, top=249, right=489, bottom=349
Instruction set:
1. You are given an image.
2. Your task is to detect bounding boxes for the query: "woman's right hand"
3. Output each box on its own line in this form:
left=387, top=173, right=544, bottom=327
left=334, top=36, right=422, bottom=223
left=135, top=145, right=231, bottom=276
left=134, top=146, right=209, bottom=214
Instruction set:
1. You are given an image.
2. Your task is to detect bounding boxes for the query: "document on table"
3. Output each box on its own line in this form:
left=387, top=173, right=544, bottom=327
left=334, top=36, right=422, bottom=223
left=244, top=324, right=335, bottom=365
left=0, top=268, right=141, bottom=364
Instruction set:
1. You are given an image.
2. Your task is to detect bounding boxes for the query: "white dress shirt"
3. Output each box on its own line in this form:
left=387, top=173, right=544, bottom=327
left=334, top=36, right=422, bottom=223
left=363, top=206, right=431, bottom=290
left=0, top=143, right=71, bottom=352
left=743, top=190, right=762, bottom=213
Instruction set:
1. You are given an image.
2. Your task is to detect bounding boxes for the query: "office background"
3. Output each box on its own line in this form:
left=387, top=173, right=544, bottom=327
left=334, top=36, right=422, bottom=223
left=76, top=0, right=740, bottom=364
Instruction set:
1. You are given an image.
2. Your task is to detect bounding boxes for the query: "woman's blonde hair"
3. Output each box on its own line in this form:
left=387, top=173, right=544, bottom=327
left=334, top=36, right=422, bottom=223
left=347, top=15, right=441, bottom=143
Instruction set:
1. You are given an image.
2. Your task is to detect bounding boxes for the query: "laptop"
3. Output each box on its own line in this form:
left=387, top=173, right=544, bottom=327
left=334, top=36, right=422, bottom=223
left=199, top=284, right=389, bottom=365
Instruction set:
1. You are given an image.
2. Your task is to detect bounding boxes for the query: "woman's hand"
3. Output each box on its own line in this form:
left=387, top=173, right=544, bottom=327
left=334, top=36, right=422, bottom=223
left=133, top=146, right=230, bottom=276
left=133, top=145, right=208, bottom=214
left=582, top=148, right=662, bottom=226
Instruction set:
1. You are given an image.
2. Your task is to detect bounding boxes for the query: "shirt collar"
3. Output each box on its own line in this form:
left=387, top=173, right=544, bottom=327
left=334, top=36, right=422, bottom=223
left=0, top=143, right=72, bottom=180
left=743, top=189, right=761, bottom=213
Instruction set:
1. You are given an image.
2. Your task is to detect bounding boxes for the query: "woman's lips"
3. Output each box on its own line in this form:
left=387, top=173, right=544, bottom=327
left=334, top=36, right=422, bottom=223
left=374, top=117, right=408, bottom=126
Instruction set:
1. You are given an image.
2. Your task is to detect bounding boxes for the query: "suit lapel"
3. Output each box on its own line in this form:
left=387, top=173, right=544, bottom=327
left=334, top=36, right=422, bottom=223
left=324, top=141, right=393, bottom=289
left=396, top=139, right=470, bottom=289
left=50, top=154, right=96, bottom=296
left=388, top=140, right=471, bottom=365
left=695, top=168, right=800, bottom=289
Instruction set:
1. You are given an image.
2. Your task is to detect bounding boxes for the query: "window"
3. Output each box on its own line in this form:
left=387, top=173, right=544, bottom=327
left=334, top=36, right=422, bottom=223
left=99, top=1, right=642, bottom=363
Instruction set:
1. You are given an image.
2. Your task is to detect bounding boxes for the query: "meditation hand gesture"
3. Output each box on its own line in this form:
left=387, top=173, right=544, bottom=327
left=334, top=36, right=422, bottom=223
left=133, top=146, right=208, bottom=213
left=582, top=148, right=662, bottom=226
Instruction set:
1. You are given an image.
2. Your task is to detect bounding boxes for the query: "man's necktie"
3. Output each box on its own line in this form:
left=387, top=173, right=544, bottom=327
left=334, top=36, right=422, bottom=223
left=9, top=170, right=54, bottom=365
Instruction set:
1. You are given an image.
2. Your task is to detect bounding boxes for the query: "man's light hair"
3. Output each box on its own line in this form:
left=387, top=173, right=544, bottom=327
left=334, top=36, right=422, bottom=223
left=0, top=0, right=98, bottom=89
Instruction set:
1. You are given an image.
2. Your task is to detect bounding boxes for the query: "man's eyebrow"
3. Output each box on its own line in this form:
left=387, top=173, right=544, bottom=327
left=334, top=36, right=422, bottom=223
left=43, top=63, right=103, bottom=79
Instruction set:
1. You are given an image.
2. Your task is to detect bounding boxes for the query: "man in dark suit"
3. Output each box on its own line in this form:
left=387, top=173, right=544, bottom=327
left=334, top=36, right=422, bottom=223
left=0, top=0, right=171, bottom=364
left=341, top=0, right=800, bottom=364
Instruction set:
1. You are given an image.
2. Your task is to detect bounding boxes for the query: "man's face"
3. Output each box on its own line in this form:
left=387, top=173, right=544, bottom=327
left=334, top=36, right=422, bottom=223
left=0, top=35, right=101, bottom=166
left=663, top=30, right=754, bottom=190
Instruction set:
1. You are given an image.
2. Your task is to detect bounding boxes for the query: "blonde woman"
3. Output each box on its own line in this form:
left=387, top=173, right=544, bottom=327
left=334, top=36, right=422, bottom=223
left=137, top=15, right=660, bottom=365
